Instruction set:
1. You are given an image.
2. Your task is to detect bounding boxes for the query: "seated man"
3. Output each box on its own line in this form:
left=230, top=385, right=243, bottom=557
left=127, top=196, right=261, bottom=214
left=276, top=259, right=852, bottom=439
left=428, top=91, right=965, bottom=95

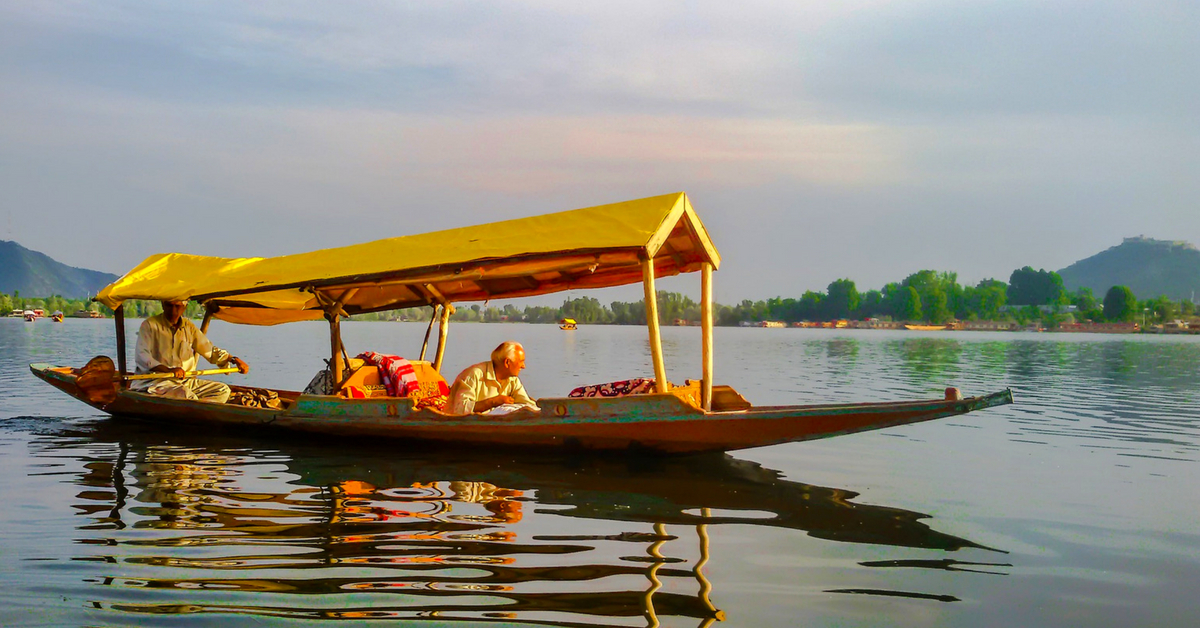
left=448, top=341, right=538, bottom=414
left=133, top=299, right=249, bottom=403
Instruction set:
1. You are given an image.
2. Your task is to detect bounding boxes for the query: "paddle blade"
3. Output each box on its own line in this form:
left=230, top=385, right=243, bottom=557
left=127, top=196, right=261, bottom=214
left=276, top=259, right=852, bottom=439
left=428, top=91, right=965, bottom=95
left=76, top=355, right=119, bottom=405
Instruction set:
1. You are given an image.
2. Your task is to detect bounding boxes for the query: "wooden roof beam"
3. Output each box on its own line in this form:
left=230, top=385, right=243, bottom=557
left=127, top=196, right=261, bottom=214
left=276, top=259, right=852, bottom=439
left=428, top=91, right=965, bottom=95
left=660, top=240, right=688, bottom=270
left=423, top=283, right=450, bottom=305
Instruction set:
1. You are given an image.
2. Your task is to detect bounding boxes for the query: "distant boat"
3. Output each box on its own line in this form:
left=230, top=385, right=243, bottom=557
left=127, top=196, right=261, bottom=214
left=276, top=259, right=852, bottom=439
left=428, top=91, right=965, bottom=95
left=559, top=318, right=577, bottom=330
left=904, top=324, right=947, bottom=331
left=23, top=310, right=36, bottom=322
left=51, top=311, right=64, bottom=323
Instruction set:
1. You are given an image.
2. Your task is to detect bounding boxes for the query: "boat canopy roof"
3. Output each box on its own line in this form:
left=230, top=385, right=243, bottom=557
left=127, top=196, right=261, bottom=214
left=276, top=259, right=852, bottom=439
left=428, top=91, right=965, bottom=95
left=96, top=192, right=720, bottom=326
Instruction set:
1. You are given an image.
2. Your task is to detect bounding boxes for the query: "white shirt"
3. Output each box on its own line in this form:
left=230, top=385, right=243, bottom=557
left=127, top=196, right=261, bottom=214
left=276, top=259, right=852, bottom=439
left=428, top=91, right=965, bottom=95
left=448, top=361, right=536, bottom=414
left=132, top=314, right=232, bottom=389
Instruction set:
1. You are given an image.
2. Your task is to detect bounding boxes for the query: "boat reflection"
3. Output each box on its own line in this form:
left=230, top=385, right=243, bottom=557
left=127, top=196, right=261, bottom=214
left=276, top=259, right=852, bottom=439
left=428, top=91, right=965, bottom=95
left=58, top=418, right=995, bottom=626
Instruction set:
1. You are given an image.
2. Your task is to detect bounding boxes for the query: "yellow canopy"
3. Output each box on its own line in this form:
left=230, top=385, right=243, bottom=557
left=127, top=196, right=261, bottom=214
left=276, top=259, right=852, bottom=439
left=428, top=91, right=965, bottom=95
left=96, top=192, right=720, bottom=325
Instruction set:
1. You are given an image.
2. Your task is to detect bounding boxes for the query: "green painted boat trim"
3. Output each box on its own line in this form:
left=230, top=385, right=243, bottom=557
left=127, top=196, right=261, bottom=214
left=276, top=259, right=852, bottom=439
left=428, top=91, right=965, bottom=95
left=29, top=362, right=1014, bottom=454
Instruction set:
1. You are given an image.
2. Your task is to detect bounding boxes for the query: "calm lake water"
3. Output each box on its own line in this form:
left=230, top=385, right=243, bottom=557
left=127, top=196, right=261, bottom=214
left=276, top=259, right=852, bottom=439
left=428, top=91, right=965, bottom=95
left=1, top=317, right=1198, bottom=627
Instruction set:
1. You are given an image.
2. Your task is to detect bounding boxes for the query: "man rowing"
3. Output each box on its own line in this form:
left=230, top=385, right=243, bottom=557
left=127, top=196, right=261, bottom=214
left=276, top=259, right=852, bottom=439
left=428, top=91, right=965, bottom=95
left=133, top=299, right=249, bottom=403
left=447, top=341, right=537, bottom=414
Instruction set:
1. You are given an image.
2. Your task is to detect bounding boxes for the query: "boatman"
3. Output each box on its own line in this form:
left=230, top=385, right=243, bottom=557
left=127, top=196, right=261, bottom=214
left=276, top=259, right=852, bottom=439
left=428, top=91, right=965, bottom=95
left=447, top=341, right=538, bottom=414
left=133, top=299, right=250, bottom=403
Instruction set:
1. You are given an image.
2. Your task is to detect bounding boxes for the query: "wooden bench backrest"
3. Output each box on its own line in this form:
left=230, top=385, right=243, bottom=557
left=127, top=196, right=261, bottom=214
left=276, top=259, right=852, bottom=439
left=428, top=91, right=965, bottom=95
left=340, top=360, right=447, bottom=397
left=670, top=380, right=752, bottom=411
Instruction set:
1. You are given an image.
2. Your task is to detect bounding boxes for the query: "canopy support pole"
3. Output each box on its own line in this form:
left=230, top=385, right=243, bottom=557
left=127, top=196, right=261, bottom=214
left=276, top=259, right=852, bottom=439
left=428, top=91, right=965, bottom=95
left=114, top=306, right=127, bottom=379
left=329, top=314, right=343, bottom=390
left=320, top=288, right=360, bottom=393
left=199, top=304, right=215, bottom=334
left=433, top=303, right=452, bottom=374
left=419, top=305, right=437, bottom=361
left=700, top=262, right=714, bottom=411
left=642, top=256, right=669, bottom=393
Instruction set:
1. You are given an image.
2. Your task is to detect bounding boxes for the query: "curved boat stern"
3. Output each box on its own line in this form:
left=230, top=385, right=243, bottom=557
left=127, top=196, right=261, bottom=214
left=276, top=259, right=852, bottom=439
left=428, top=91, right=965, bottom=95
left=29, top=362, right=106, bottom=410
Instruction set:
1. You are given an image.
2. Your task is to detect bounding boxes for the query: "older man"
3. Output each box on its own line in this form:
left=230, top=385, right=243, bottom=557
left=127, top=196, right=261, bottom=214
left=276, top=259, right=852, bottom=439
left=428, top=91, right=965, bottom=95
left=448, top=341, right=537, bottom=414
left=133, top=299, right=249, bottom=403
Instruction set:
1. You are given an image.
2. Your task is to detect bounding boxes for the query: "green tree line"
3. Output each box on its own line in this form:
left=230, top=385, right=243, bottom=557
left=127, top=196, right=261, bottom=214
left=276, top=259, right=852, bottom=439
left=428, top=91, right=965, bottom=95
left=0, top=291, right=103, bottom=317
left=0, top=291, right=206, bottom=319
left=5, top=266, right=1195, bottom=327
left=352, top=267, right=1195, bottom=327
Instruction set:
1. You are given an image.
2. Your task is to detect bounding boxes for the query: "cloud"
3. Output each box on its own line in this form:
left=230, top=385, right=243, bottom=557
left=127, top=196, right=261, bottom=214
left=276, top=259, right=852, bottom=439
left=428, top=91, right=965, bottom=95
left=801, top=0, right=1200, bottom=121
left=0, top=1, right=892, bottom=114
left=6, top=1, right=1195, bottom=123
left=0, top=0, right=1196, bottom=300
left=1, top=77, right=907, bottom=195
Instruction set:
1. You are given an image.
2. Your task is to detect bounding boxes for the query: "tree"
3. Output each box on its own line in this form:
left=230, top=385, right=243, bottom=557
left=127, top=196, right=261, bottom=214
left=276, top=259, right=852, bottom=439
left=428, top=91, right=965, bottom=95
left=824, top=279, right=859, bottom=320
left=450, top=305, right=480, bottom=321
left=716, top=304, right=740, bottom=326
left=522, top=305, right=560, bottom=324
left=947, top=281, right=967, bottom=320
left=653, top=292, right=695, bottom=324
left=1103, top=286, right=1137, bottom=321
left=902, top=270, right=952, bottom=323
left=797, top=292, right=823, bottom=321
left=1007, top=267, right=1066, bottom=306
left=765, top=297, right=798, bottom=322
left=610, top=300, right=646, bottom=325
left=896, top=286, right=922, bottom=321
left=1041, top=310, right=1071, bottom=330
left=1144, top=295, right=1177, bottom=323
left=1071, top=288, right=1098, bottom=312
left=856, top=289, right=885, bottom=319
left=925, top=288, right=950, bottom=324
left=881, top=283, right=901, bottom=316
left=965, top=279, right=1007, bottom=320
left=562, top=296, right=608, bottom=323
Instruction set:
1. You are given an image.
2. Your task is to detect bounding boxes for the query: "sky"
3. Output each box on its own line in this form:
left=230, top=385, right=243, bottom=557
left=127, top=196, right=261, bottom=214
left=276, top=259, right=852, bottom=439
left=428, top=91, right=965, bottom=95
left=1, top=0, right=1196, bottom=305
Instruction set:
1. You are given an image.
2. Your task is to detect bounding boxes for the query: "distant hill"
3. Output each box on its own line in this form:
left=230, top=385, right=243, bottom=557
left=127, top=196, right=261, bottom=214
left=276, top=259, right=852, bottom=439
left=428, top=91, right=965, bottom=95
left=0, top=240, right=119, bottom=299
left=1058, top=237, right=1200, bottom=301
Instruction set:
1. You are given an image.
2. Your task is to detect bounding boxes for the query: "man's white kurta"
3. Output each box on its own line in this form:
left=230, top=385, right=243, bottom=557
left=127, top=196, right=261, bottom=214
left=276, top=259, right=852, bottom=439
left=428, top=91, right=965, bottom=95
left=133, top=313, right=233, bottom=398
left=448, top=361, right=536, bottom=414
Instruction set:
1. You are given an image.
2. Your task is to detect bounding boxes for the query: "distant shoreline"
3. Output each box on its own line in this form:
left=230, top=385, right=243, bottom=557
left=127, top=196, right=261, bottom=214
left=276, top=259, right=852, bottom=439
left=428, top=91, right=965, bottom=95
left=8, top=313, right=1197, bottom=335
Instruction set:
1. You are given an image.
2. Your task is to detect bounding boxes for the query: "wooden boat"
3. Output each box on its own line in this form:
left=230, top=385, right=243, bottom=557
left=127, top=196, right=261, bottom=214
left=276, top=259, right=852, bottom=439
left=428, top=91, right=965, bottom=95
left=51, top=311, right=64, bottom=323
left=559, top=317, right=578, bottom=330
left=904, top=323, right=948, bottom=331
left=23, top=310, right=36, bottom=322
left=30, top=192, right=1013, bottom=454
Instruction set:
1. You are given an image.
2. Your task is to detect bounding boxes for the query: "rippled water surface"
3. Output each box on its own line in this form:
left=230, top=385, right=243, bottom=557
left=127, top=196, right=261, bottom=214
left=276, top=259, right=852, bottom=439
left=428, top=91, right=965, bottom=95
left=2, top=318, right=1198, bottom=626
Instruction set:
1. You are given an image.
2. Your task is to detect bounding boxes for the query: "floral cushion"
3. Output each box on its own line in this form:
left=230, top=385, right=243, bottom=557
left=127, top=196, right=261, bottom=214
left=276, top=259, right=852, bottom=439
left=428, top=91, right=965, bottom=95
left=568, top=378, right=656, bottom=398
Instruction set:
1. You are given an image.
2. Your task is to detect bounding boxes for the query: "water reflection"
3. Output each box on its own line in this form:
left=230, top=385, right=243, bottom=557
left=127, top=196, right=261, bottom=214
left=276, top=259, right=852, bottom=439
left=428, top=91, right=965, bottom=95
left=888, top=338, right=964, bottom=381
left=37, top=418, right=996, bottom=625
left=9, top=323, right=1200, bottom=627
left=993, top=340, right=1200, bottom=456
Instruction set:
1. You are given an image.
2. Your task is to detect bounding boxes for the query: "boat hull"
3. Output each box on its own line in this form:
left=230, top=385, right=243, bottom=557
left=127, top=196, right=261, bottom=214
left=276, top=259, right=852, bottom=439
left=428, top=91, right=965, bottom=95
left=30, top=363, right=1013, bottom=454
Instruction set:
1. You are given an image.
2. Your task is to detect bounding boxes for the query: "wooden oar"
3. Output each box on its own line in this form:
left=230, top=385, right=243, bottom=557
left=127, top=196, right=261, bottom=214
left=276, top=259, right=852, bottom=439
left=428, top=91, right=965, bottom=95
left=125, top=367, right=241, bottom=381
left=75, top=356, right=240, bottom=405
